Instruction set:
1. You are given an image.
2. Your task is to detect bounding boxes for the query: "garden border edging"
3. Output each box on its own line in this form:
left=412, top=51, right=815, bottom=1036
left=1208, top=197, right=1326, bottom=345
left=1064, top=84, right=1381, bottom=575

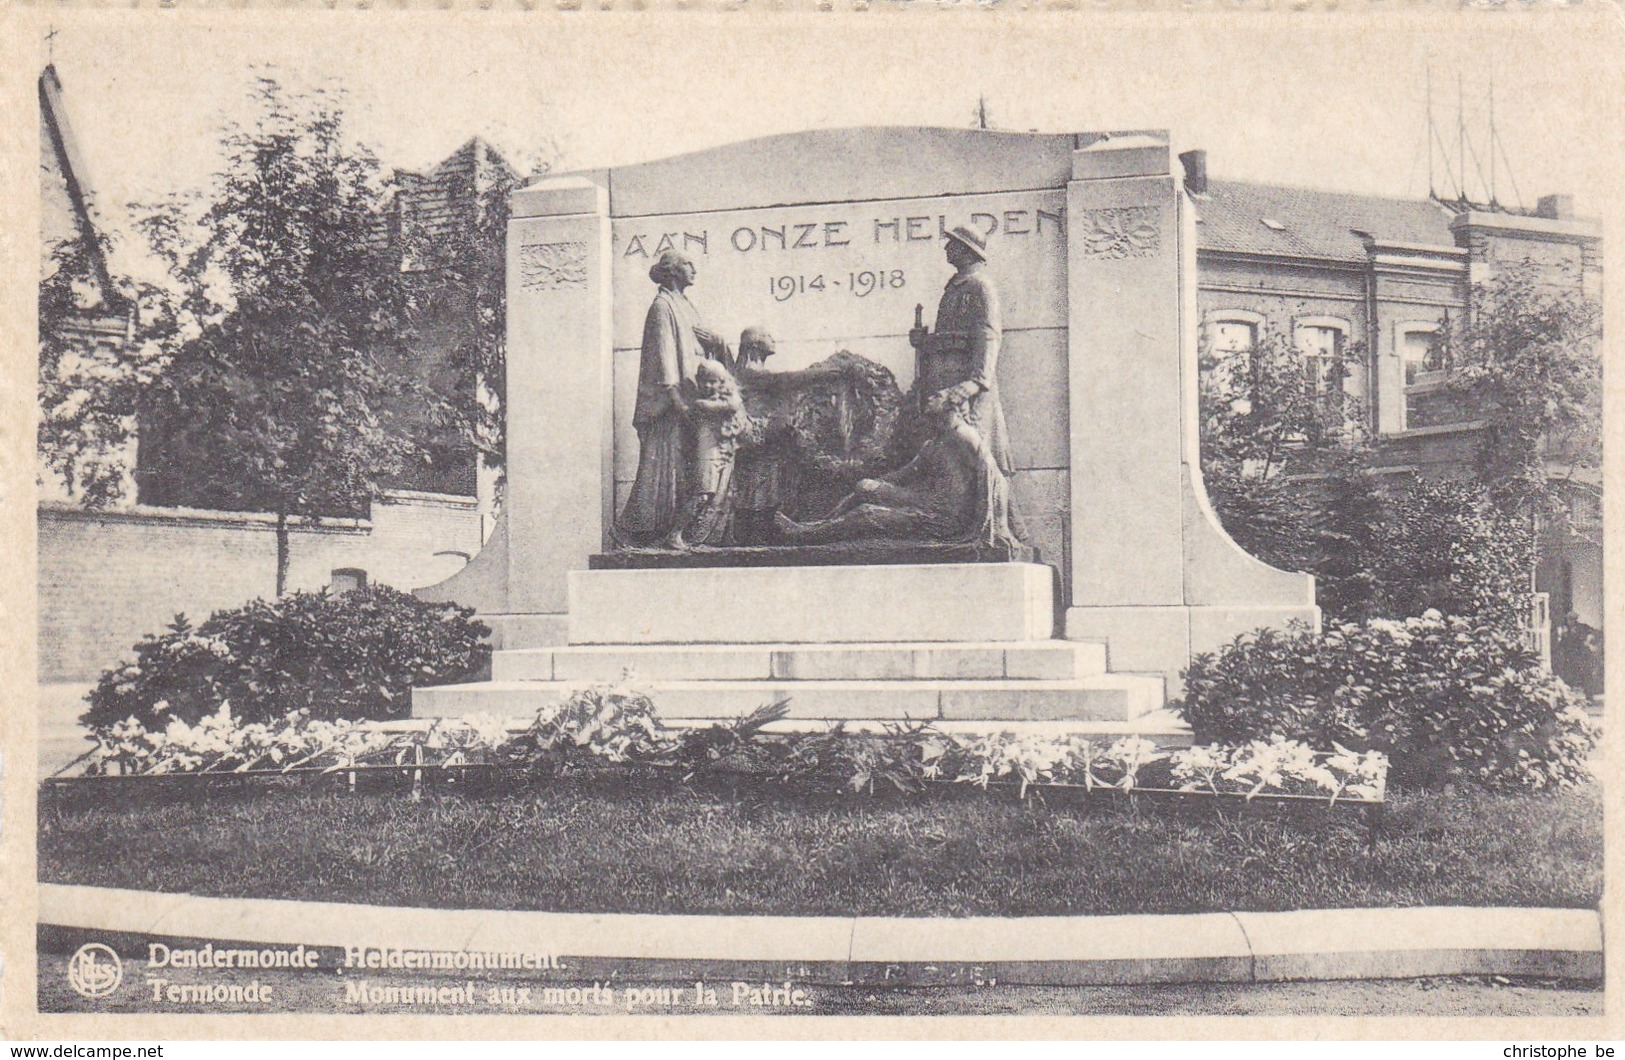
left=37, top=885, right=1602, bottom=987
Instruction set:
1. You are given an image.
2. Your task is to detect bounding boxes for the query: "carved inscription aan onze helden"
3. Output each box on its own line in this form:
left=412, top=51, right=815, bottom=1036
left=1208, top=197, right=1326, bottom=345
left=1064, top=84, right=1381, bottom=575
left=519, top=241, right=589, bottom=290
left=1077, top=207, right=1161, bottom=259
left=619, top=204, right=1065, bottom=260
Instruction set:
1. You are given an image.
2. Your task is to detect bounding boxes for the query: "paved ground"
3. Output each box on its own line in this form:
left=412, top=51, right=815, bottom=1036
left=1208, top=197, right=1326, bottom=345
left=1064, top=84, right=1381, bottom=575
left=38, top=682, right=95, bottom=777
left=826, top=977, right=1602, bottom=1017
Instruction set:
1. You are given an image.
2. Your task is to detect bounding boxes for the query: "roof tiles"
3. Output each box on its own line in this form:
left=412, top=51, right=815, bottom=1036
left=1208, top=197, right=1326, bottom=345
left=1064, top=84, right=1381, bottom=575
left=1196, top=179, right=1460, bottom=262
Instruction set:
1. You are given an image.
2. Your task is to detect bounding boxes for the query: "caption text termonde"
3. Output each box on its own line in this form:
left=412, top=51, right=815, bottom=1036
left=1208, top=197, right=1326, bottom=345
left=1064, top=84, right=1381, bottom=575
left=137, top=943, right=814, bottom=1010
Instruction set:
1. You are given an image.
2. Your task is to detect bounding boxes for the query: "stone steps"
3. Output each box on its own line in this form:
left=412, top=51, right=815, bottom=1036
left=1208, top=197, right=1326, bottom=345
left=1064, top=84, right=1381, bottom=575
left=414, top=673, right=1165, bottom=724
left=416, top=566, right=1178, bottom=735
left=394, top=710, right=1193, bottom=747
left=491, top=640, right=1108, bottom=683
left=673, top=711, right=1193, bottom=745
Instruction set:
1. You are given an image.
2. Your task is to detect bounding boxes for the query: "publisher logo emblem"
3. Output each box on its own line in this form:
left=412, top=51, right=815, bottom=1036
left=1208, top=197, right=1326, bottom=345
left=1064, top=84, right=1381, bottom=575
left=67, top=943, right=123, bottom=999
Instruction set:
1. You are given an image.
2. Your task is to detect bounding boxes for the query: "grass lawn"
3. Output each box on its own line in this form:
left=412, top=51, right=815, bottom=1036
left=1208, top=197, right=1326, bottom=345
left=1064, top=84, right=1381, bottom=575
left=37, top=777, right=1601, bottom=917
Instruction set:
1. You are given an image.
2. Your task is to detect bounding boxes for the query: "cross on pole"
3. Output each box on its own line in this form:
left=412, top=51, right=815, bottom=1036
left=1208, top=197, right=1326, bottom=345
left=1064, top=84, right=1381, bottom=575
left=45, top=25, right=59, bottom=64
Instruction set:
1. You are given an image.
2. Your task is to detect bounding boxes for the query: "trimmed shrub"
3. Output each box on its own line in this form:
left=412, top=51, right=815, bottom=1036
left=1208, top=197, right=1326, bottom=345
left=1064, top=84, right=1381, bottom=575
left=1176, top=612, right=1595, bottom=791
left=82, top=586, right=490, bottom=731
left=1209, top=472, right=1534, bottom=631
left=1373, top=480, right=1533, bottom=634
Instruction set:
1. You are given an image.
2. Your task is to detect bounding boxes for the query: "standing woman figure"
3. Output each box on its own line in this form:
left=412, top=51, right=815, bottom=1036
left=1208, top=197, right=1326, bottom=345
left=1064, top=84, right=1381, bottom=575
left=616, top=250, right=732, bottom=548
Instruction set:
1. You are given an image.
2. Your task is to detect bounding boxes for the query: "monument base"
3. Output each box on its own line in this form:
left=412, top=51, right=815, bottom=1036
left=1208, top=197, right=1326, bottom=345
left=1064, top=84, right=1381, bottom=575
left=414, top=561, right=1186, bottom=741
left=590, top=540, right=1034, bottom=570
left=569, top=563, right=1055, bottom=644
left=1064, top=603, right=1322, bottom=695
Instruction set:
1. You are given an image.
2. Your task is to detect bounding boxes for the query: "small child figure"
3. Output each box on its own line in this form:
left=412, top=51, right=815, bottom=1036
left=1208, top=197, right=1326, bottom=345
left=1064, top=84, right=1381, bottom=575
left=665, top=359, right=758, bottom=550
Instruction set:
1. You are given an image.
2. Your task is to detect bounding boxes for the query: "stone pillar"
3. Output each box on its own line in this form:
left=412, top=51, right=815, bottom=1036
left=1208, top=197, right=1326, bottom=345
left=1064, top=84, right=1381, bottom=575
left=1061, top=136, right=1317, bottom=691
left=1373, top=318, right=1409, bottom=436
left=416, top=177, right=612, bottom=649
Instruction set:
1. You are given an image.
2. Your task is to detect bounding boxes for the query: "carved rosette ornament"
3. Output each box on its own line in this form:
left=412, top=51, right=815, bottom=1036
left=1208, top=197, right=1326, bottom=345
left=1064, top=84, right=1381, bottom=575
left=518, top=241, right=589, bottom=290
left=1078, top=207, right=1161, bottom=259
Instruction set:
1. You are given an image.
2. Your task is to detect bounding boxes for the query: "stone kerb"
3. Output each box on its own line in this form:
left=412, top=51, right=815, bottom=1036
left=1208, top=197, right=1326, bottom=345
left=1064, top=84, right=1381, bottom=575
left=39, top=884, right=1605, bottom=989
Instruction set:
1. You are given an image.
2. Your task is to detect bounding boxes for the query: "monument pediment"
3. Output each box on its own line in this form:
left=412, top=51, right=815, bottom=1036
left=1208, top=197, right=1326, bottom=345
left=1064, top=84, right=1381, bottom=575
left=545, top=127, right=1162, bottom=218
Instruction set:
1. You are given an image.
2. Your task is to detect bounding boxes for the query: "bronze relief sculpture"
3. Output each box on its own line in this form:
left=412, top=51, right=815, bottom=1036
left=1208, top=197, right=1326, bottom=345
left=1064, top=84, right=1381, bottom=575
left=614, top=228, right=1021, bottom=556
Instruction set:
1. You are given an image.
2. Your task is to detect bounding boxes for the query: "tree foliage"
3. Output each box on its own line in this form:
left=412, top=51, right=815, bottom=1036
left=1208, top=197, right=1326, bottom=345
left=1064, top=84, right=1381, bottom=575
left=1372, top=479, right=1533, bottom=633
left=135, top=75, right=442, bottom=591
left=37, top=233, right=170, bottom=507
left=1179, top=612, right=1595, bottom=791
left=1196, top=276, right=1599, bottom=633
left=1445, top=265, right=1603, bottom=518
left=395, top=163, right=522, bottom=492
left=1198, top=324, right=1385, bottom=620
left=1199, top=327, right=1367, bottom=484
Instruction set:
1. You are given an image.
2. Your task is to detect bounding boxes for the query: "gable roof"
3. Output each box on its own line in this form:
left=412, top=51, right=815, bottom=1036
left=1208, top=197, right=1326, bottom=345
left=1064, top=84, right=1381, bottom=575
left=394, top=138, right=519, bottom=239
left=1195, top=178, right=1460, bottom=263
left=39, top=64, right=126, bottom=312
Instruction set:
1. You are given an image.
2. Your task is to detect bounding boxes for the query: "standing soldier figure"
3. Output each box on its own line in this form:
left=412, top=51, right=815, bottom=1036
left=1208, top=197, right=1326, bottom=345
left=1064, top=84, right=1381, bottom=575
left=908, top=224, right=1014, bottom=476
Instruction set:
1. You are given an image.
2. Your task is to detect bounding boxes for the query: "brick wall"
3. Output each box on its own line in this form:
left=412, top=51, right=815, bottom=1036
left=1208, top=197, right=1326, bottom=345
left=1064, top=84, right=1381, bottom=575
left=1405, top=382, right=1481, bottom=430
left=38, top=491, right=484, bottom=682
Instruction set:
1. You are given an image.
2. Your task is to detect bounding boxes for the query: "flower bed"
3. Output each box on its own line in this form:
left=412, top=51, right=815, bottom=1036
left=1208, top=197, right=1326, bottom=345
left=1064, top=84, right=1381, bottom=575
left=60, top=684, right=1388, bottom=818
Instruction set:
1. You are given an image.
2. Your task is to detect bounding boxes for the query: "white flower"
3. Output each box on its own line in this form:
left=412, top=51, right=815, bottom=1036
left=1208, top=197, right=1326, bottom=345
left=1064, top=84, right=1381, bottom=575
left=457, top=713, right=513, bottom=750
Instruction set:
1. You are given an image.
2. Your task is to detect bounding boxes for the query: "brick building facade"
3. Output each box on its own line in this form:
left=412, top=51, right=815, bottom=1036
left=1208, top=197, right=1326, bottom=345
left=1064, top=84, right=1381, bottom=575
left=1186, top=151, right=1604, bottom=658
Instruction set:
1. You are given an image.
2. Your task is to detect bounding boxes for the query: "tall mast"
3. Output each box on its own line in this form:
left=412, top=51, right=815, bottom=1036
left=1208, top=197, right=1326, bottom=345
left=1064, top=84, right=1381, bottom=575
left=1488, top=69, right=1498, bottom=208
left=1426, top=60, right=1435, bottom=198
left=1457, top=73, right=1466, bottom=201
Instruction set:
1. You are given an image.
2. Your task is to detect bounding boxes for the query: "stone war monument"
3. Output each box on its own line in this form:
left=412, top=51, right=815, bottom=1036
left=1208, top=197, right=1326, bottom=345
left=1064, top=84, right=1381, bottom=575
left=416, top=128, right=1317, bottom=738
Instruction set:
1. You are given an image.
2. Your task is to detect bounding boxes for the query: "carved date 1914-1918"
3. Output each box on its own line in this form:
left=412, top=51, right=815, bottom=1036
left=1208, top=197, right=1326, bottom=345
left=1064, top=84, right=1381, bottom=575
left=770, top=270, right=906, bottom=302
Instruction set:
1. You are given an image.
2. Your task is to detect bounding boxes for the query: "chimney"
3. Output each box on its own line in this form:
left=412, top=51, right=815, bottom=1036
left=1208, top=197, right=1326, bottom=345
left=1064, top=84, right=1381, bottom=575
left=1536, top=194, right=1574, bottom=220
left=1179, top=149, right=1208, bottom=196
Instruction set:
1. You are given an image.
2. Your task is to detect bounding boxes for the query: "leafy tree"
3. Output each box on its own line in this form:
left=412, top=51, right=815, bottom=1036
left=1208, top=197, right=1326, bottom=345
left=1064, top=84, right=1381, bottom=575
left=37, top=235, right=171, bottom=507
left=1198, top=324, right=1383, bottom=619
left=1304, top=452, right=1386, bottom=623
left=1446, top=265, right=1603, bottom=518
left=1372, top=479, right=1534, bottom=634
left=1195, top=292, right=1590, bottom=632
left=1199, top=327, right=1366, bottom=487
left=136, top=75, right=440, bottom=594
left=1443, top=267, right=1603, bottom=626
left=395, top=160, right=524, bottom=498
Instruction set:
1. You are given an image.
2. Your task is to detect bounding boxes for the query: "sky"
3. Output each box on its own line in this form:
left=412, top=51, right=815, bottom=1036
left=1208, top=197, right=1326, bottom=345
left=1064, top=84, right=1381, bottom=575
left=33, top=9, right=1625, bottom=248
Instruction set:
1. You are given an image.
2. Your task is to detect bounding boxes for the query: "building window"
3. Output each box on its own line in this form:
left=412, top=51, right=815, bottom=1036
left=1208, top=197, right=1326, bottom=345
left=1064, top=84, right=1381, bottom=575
left=1201, top=312, right=1266, bottom=397
left=1202, top=312, right=1264, bottom=376
left=1564, top=488, right=1601, bottom=533
left=1402, top=328, right=1446, bottom=385
left=1295, top=322, right=1347, bottom=396
left=1210, top=319, right=1258, bottom=357
left=331, top=568, right=368, bottom=594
